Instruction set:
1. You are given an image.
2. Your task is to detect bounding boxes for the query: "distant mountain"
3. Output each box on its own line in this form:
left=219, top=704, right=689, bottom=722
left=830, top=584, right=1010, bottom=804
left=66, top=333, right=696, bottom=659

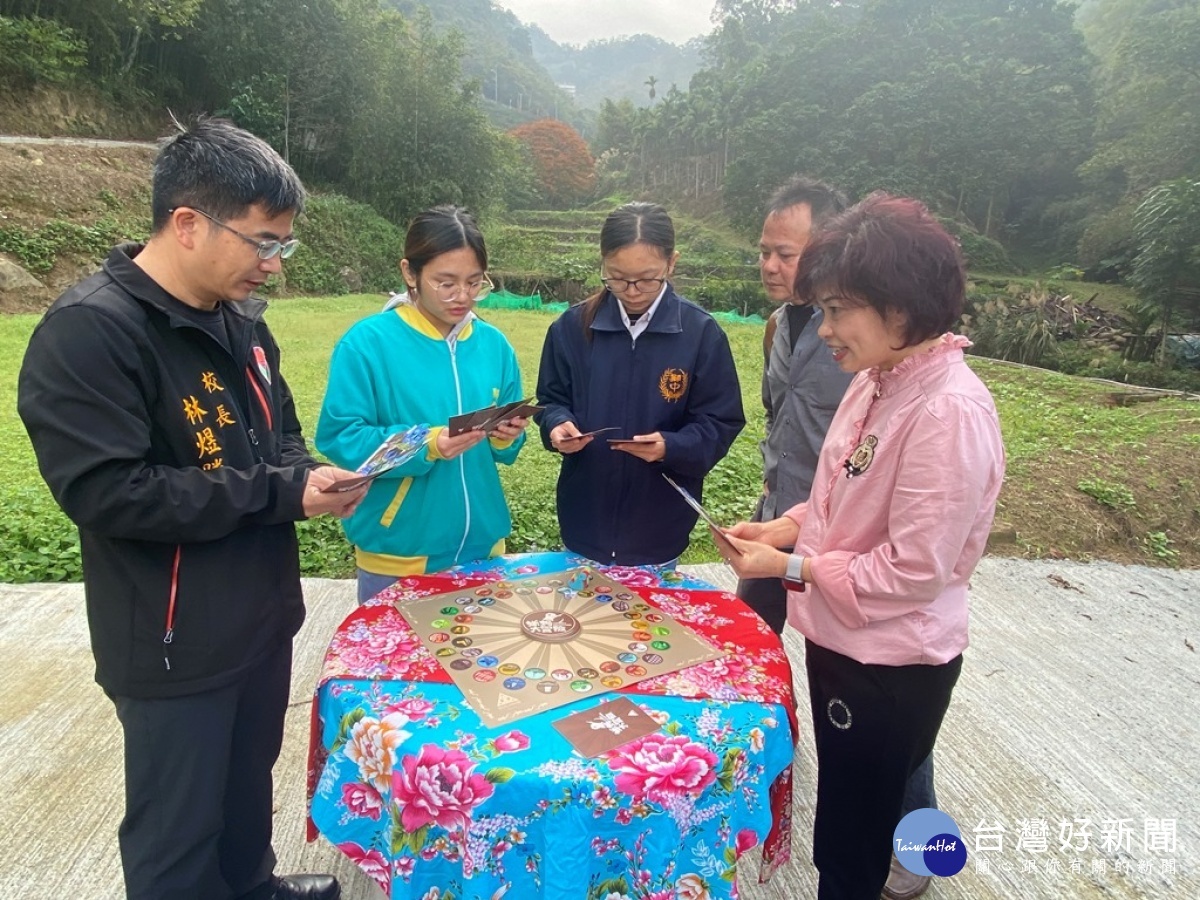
left=529, top=26, right=706, bottom=110
left=382, top=0, right=579, bottom=127
left=380, top=1, right=705, bottom=123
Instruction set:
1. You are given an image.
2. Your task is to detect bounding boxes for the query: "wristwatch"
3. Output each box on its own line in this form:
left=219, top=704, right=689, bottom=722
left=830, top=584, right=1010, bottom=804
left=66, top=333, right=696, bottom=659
left=782, top=553, right=806, bottom=593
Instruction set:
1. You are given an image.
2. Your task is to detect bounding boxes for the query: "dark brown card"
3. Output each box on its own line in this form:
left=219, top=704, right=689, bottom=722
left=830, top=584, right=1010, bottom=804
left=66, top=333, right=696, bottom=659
left=552, top=696, right=661, bottom=757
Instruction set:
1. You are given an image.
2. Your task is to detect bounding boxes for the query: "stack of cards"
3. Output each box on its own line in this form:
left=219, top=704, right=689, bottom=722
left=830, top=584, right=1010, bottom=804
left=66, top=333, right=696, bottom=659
left=448, top=397, right=539, bottom=436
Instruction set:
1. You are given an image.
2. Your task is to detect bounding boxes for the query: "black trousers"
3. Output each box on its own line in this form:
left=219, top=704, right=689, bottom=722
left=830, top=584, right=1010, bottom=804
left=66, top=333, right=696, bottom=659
left=111, top=640, right=293, bottom=900
left=804, top=639, right=962, bottom=900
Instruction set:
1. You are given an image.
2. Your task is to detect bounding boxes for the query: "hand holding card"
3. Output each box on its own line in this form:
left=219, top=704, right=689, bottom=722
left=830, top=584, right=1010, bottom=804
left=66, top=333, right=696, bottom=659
left=320, top=424, right=431, bottom=493
left=661, top=473, right=744, bottom=557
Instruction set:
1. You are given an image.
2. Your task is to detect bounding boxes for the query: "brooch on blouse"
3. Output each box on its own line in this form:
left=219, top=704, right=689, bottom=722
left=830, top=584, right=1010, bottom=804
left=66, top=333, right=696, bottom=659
left=843, top=435, right=878, bottom=478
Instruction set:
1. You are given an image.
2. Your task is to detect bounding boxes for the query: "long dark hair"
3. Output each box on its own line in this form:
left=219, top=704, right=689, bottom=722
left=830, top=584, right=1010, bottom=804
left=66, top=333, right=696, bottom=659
left=581, top=201, right=675, bottom=335
left=403, top=205, right=487, bottom=281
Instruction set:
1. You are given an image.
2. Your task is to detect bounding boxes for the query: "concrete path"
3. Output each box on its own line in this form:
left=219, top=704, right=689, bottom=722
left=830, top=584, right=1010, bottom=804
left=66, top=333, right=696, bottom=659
left=1, top=559, right=1196, bottom=899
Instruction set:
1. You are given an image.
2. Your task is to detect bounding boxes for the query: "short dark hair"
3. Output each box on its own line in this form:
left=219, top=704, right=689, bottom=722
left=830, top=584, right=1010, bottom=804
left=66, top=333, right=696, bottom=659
left=766, top=175, right=849, bottom=228
left=403, top=205, right=488, bottom=278
left=599, top=201, right=675, bottom=258
left=150, top=116, right=305, bottom=232
left=794, top=192, right=965, bottom=347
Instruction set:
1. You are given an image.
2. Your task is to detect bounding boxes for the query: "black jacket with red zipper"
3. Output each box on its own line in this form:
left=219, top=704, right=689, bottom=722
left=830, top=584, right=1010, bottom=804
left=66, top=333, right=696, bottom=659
left=18, top=244, right=321, bottom=699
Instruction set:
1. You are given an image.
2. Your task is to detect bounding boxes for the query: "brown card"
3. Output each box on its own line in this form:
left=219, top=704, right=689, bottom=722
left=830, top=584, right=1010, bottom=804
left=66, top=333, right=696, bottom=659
left=448, top=397, right=538, bottom=436
left=552, top=696, right=661, bottom=757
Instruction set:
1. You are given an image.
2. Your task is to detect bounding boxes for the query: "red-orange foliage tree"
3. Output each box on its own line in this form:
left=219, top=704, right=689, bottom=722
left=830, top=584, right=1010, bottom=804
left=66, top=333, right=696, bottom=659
left=508, top=118, right=597, bottom=209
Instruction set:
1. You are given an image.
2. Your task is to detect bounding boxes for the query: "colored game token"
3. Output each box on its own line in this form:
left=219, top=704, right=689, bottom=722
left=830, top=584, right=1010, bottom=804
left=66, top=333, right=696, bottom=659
left=431, top=619, right=450, bottom=628
left=631, top=619, right=650, bottom=630
left=428, top=633, right=450, bottom=644
left=577, top=667, right=599, bottom=679
left=450, top=625, right=470, bottom=635
left=643, top=653, right=664, bottom=665
left=653, top=626, right=671, bottom=636
left=450, top=659, right=472, bottom=671
left=477, top=655, right=500, bottom=668
left=462, top=648, right=483, bottom=658
left=623, top=612, right=639, bottom=620
left=537, top=682, right=559, bottom=694
left=577, top=589, right=594, bottom=599
left=617, top=652, right=637, bottom=664
left=601, top=676, right=624, bottom=688
left=645, top=613, right=664, bottom=623
left=473, top=669, right=497, bottom=682
left=625, top=665, right=647, bottom=677
left=440, top=607, right=459, bottom=615
left=633, top=603, right=650, bottom=612
left=536, top=586, right=553, bottom=594
left=612, top=600, right=630, bottom=612
left=524, top=667, right=547, bottom=680
left=632, top=631, right=653, bottom=642
left=436, top=648, right=456, bottom=658
left=617, top=592, right=634, bottom=601
left=475, top=588, right=493, bottom=597
left=463, top=604, right=483, bottom=614
left=551, top=668, right=573, bottom=681
left=569, top=680, right=593, bottom=693
left=600, top=661, right=621, bottom=674
left=502, top=677, right=526, bottom=691
left=475, top=598, right=494, bottom=608
left=596, top=585, right=612, bottom=594
left=452, top=637, right=473, bottom=648
left=498, top=663, right=521, bottom=676
left=454, top=614, right=474, bottom=623
left=651, top=641, right=671, bottom=651
left=516, top=588, right=533, bottom=595
left=628, top=642, right=648, bottom=653
left=496, top=590, right=513, bottom=599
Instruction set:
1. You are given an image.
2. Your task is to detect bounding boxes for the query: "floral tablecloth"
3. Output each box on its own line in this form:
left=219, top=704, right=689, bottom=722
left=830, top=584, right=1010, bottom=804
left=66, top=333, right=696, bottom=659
left=307, top=552, right=798, bottom=900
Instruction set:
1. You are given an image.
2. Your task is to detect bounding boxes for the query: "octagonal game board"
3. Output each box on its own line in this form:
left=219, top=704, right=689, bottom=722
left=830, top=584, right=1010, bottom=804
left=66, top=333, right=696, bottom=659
left=394, top=567, right=727, bottom=726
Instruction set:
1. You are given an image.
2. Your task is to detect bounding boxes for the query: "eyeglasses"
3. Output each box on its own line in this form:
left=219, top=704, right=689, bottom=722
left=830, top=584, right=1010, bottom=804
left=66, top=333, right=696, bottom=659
left=172, top=207, right=300, bottom=260
left=600, top=270, right=669, bottom=294
left=424, top=274, right=494, bottom=303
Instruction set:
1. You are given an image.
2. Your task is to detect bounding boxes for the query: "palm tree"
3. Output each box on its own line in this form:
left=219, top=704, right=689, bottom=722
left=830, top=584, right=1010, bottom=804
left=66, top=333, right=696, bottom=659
left=645, top=75, right=658, bottom=102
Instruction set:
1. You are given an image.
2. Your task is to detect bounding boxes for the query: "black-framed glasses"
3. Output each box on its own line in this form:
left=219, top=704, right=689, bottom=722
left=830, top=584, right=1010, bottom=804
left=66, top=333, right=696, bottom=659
left=600, top=270, right=670, bottom=294
left=171, top=207, right=300, bottom=260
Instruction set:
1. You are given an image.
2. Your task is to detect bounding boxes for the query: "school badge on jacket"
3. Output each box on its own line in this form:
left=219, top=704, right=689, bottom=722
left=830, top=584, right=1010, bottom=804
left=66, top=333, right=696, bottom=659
left=844, top=435, right=878, bottom=478
left=658, top=367, right=688, bottom=402
left=252, top=344, right=272, bottom=385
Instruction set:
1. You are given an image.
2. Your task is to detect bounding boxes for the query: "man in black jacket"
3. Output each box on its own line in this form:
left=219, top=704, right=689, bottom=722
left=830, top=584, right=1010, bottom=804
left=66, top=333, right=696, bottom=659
left=18, top=118, right=366, bottom=900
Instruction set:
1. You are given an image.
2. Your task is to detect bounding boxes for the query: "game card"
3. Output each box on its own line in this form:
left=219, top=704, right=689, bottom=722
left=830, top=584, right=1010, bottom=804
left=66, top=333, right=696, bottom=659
left=553, top=696, right=662, bottom=757
left=321, top=424, right=431, bottom=493
left=662, top=473, right=745, bottom=557
left=558, top=427, right=619, bottom=443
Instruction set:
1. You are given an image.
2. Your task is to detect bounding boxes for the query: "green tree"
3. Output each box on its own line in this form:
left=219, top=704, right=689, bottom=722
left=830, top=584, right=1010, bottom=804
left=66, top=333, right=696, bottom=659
left=1130, top=178, right=1200, bottom=360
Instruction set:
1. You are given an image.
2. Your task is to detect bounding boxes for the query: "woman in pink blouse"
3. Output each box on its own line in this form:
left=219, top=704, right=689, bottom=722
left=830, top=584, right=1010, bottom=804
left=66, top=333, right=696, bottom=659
left=725, top=192, right=1006, bottom=900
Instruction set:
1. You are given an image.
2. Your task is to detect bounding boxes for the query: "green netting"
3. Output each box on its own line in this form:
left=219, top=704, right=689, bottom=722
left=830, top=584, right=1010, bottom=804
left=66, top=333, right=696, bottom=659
left=478, top=290, right=764, bottom=324
left=478, top=289, right=569, bottom=312
left=711, top=310, right=766, bottom=324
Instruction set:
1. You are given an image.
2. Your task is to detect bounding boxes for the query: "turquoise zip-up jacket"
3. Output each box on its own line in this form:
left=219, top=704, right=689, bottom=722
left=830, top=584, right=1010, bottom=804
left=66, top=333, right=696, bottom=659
left=316, top=303, right=526, bottom=574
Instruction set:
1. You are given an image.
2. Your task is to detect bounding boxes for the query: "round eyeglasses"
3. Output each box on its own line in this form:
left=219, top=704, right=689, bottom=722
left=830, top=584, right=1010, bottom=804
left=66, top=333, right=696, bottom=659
left=424, top=274, right=494, bottom=303
left=171, top=207, right=300, bottom=260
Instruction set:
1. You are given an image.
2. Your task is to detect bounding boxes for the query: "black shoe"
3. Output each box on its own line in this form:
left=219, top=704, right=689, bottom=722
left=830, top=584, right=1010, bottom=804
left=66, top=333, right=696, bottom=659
left=272, top=874, right=341, bottom=900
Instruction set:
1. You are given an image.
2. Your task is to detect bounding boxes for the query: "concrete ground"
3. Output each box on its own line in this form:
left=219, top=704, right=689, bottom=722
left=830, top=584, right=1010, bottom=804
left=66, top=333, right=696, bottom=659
left=1, top=558, right=1196, bottom=899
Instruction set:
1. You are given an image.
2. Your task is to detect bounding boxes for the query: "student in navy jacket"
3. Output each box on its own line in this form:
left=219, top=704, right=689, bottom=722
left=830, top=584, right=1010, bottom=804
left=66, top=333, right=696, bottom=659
left=536, top=202, right=745, bottom=566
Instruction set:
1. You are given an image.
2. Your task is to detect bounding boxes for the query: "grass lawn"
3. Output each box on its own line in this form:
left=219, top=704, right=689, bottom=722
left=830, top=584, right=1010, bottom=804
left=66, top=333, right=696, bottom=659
left=2, top=296, right=1197, bottom=582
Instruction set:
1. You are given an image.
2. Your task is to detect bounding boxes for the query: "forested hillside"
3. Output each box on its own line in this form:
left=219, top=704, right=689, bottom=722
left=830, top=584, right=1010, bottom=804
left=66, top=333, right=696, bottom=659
left=0, top=0, right=1198, bottom=356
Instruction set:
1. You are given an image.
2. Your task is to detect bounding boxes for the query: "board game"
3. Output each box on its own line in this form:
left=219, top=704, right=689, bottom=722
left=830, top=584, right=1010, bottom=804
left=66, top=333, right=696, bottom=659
left=395, top=568, right=727, bottom=727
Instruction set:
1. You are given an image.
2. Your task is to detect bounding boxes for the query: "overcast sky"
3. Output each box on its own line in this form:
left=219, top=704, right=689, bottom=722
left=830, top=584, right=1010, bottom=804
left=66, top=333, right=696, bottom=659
left=495, top=0, right=717, bottom=46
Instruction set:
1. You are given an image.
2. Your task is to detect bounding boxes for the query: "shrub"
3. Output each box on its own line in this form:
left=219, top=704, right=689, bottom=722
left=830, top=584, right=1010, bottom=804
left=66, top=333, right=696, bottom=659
left=287, top=194, right=407, bottom=295
left=0, top=15, right=85, bottom=89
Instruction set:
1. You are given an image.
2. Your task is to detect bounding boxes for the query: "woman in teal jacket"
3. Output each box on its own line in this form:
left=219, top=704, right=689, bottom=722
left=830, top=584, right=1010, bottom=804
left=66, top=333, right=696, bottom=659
left=317, top=206, right=527, bottom=601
